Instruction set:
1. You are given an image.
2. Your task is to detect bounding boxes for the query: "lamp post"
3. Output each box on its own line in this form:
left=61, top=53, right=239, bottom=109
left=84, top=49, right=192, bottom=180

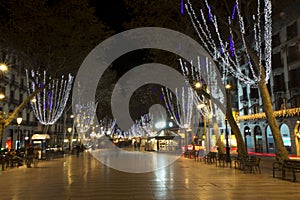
left=16, top=116, right=23, bottom=150
left=225, top=83, right=231, bottom=162
left=67, top=127, right=72, bottom=151
left=0, top=63, right=8, bottom=100
left=225, top=118, right=230, bottom=162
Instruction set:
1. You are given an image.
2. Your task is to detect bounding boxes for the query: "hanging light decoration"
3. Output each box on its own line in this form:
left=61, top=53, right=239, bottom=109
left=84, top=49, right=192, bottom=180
left=185, top=0, right=272, bottom=86
left=162, top=86, right=195, bottom=129
left=25, top=69, right=73, bottom=125
left=74, top=101, right=98, bottom=134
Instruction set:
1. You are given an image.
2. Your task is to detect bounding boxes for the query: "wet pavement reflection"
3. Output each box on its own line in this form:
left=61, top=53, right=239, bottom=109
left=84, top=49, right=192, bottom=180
left=0, top=152, right=300, bottom=200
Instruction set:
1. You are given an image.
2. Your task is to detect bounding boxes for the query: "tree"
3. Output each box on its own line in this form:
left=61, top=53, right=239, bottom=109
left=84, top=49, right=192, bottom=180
left=185, top=0, right=289, bottom=162
left=123, top=0, right=239, bottom=154
left=0, top=0, right=114, bottom=141
left=0, top=0, right=112, bottom=75
left=0, top=85, right=45, bottom=146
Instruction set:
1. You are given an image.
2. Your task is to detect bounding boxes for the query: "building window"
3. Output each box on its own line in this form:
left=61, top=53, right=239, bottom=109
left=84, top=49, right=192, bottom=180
left=243, top=106, right=249, bottom=115
left=27, top=113, right=30, bottom=124
left=273, top=74, right=285, bottom=92
left=287, top=21, right=298, bottom=41
left=288, top=67, right=300, bottom=89
left=272, top=33, right=280, bottom=48
left=11, top=74, right=15, bottom=83
left=19, top=93, right=23, bottom=104
left=250, top=88, right=259, bottom=99
left=272, top=52, right=282, bottom=69
left=10, top=90, right=14, bottom=100
left=287, top=44, right=300, bottom=64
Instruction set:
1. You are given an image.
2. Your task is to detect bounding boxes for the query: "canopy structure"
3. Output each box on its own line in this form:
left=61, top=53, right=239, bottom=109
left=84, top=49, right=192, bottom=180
left=155, top=129, right=178, bottom=140
left=31, top=134, right=50, bottom=140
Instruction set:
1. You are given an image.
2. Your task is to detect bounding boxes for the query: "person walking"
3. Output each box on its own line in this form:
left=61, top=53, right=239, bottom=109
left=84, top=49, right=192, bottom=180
left=25, top=145, right=34, bottom=168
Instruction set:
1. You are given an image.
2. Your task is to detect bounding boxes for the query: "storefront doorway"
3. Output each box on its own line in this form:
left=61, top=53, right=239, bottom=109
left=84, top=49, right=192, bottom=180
left=244, top=126, right=253, bottom=152
left=254, top=126, right=263, bottom=153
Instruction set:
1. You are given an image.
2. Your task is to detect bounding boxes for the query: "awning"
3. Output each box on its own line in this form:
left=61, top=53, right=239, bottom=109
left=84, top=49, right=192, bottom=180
left=31, top=134, right=50, bottom=140
left=154, top=129, right=178, bottom=140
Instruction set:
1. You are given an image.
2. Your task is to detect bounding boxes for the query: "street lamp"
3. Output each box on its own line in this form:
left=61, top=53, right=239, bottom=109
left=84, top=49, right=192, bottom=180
left=0, top=63, right=8, bottom=100
left=16, top=116, right=23, bottom=150
left=225, top=83, right=231, bottom=162
left=195, top=81, right=201, bottom=89
left=0, top=63, right=8, bottom=72
left=225, top=118, right=230, bottom=162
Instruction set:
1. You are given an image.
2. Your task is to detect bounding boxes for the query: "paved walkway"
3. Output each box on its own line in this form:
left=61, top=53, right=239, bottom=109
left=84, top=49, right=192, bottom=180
left=0, top=152, right=299, bottom=200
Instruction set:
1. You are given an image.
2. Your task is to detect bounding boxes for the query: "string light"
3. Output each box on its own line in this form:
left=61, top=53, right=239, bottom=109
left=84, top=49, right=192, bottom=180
left=25, top=69, right=73, bottom=125
left=180, top=0, right=184, bottom=14
left=162, top=87, right=194, bottom=129
left=185, top=0, right=272, bottom=86
left=231, top=3, right=237, bottom=20
left=74, top=101, right=98, bottom=134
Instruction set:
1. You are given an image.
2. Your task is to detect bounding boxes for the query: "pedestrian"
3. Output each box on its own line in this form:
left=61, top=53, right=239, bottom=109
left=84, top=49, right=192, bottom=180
left=134, top=141, right=137, bottom=150
left=25, top=145, right=34, bottom=168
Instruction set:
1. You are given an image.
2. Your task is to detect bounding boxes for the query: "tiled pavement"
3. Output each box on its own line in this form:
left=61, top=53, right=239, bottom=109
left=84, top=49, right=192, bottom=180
left=0, top=152, right=299, bottom=200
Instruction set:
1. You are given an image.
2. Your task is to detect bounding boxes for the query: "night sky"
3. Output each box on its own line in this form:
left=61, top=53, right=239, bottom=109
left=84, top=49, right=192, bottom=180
left=90, top=0, right=129, bottom=32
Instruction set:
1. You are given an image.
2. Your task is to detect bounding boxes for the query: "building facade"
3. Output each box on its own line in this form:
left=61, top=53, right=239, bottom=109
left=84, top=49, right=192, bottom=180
left=0, top=50, right=72, bottom=150
left=236, top=3, right=300, bottom=156
left=0, top=50, right=37, bottom=150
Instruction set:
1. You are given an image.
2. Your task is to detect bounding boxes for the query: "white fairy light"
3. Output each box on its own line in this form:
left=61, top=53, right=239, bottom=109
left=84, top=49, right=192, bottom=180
left=74, top=101, right=98, bottom=134
left=185, top=0, right=272, bottom=86
left=26, top=69, right=73, bottom=125
left=162, top=86, right=194, bottom=129
left=264, top=0, right=272, bottom=82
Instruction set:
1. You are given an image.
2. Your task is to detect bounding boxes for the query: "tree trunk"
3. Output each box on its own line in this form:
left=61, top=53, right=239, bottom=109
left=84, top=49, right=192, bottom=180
left=226, top=89, right=248, bottom=156
left=0, top=123, right=4, bottom=148
left=0, top=85, right=45, bottom=148
left=212, top=119, right=225, bottom=154
left=258, top=81, right=289, bottom=162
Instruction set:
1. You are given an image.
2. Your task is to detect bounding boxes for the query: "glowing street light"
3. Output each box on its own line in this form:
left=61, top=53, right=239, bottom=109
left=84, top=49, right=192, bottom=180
left=0, top=63, right=8, bottom=72
left=0, top=63, right=8, bottom=100
left=195, top=82, right=201, bottom=89
left=225, top=84, right=232, bottom=90
left=16, top=116, right=23, bottom=150
left=0, top=92, right=5, bottom=100
left=197, top=103, right=206, bottom=110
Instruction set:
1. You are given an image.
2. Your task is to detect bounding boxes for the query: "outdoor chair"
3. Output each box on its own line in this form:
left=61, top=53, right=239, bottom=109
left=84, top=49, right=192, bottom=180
left=243, top=157, right=261, bottom=174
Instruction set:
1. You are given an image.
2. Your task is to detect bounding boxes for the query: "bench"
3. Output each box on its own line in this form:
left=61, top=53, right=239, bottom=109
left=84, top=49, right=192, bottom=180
left=273, top=159, right=300, bottom=182
left=216, top=153, right=231, bottom=168
left=204, top=152, right=217, bottom=164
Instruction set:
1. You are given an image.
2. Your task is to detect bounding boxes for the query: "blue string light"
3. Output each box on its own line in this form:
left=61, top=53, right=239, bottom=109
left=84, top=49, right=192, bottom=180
left=229, top=35, right=235, bottom=57
left=231, top=3, right=237, bottom=20
left=208, top=5, right=212, bottom=21
left=180, top=0, right=184, bottom=14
